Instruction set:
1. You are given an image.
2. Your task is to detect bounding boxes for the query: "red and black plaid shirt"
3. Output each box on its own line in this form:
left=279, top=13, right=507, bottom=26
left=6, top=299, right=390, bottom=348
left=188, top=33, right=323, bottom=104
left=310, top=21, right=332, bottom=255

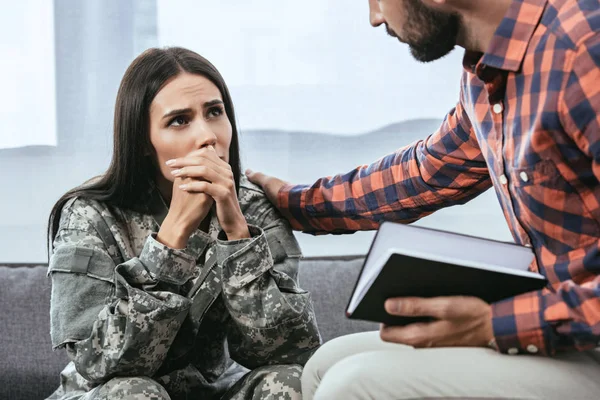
left=277, top=0, right=600, bottom=356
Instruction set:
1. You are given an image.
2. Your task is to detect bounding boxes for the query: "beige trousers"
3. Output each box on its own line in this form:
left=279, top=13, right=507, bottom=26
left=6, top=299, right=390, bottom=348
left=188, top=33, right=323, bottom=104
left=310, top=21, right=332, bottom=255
left=301, top=331, right=600, bottom=400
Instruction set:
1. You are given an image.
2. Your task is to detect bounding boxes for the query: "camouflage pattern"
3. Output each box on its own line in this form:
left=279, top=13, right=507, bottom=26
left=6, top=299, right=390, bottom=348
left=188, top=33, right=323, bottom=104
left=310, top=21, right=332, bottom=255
left=223, top=364, right=303, bottom=400
left=84, top=376, right=170, bottom=399
left=46, top=177, right=321, bottom=400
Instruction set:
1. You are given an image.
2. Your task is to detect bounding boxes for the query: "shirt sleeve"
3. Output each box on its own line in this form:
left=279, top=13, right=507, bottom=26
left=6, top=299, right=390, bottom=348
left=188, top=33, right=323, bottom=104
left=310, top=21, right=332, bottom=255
left=277, top=96, right=492, bottom=234
left=491, top=33, right=600, bottom=356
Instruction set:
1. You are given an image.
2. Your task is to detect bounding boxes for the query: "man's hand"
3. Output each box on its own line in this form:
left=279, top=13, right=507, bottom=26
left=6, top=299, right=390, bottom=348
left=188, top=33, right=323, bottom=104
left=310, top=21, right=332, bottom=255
left=380, top=296, right=494, bottom=348
left=245, top=169, right=288, bottom=206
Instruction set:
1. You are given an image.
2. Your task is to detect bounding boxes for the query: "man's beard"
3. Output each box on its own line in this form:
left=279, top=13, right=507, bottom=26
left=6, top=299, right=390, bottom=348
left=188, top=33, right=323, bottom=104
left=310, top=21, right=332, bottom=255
left=388, top=1, right=460, bottom=63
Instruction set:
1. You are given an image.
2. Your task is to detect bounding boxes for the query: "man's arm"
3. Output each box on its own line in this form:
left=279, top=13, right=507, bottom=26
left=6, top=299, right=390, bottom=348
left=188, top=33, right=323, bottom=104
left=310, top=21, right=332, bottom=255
left=248, top=96, right=492, bottom=234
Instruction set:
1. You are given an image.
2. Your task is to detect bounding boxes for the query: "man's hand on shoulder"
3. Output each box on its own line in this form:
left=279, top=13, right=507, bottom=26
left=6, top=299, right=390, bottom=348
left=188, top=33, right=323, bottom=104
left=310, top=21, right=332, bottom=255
left=245, top=169, right=288, bottom=207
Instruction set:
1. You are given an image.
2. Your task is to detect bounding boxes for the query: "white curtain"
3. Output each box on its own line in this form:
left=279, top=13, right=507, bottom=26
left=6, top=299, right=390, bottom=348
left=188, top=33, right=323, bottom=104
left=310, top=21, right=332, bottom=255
left=0, top=0, right=57, bottom=149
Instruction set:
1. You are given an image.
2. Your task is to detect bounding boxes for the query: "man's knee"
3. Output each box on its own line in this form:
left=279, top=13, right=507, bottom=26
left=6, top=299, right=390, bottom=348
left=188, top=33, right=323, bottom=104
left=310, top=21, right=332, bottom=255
left=91, top=376, right=170, bottom=400
left=312, top=354, right=378, bottom=400
left=303, top=332, right=382, bottom=381
left=302, top=332, right=410, bottom=399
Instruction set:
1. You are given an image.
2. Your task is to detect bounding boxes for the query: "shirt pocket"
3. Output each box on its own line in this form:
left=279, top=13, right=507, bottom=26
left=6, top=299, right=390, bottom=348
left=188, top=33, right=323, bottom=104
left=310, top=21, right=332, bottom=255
left=509, top=159, right=600, bottom=253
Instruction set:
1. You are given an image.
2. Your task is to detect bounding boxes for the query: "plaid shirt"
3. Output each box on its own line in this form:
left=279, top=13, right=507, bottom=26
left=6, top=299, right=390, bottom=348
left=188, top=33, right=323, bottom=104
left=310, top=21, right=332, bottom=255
left=277, top=0, right=600, bottom=356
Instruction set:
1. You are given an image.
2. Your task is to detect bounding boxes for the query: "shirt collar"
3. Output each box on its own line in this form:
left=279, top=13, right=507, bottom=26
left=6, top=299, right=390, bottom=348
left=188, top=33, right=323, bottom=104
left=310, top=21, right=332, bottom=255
left=463, top=0, right=548, bottom=73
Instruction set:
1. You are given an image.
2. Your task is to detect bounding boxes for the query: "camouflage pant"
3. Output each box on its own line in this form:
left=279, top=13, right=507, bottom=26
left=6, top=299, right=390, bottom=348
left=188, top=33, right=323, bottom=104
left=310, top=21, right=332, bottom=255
left=66, top=364, right=302, bottom=400
left=222, top=364, right=302, bottom=400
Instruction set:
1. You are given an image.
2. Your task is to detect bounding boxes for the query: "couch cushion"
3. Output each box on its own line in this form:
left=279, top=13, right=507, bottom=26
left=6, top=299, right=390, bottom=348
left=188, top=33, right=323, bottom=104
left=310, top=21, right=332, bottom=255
left=0, top=265, right=69, bottom=400
left=298, top=256, right=378, bottom=343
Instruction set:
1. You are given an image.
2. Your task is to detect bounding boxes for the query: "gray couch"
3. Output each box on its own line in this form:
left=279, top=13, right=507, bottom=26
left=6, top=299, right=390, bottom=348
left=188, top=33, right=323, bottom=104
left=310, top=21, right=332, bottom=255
left=0, top=256, right=377, bottom=400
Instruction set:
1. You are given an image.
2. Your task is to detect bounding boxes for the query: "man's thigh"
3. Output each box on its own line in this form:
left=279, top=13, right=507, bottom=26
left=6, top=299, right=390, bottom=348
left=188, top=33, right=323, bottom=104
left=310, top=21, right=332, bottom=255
left=303, top=331, right=600, bottom=400
left=302, top=331, right=412, bottom=398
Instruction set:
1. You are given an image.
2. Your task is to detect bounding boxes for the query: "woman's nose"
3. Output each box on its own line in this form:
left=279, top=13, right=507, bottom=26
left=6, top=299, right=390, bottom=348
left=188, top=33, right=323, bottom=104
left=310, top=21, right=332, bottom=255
left=194, top=126, right=218, bottom=149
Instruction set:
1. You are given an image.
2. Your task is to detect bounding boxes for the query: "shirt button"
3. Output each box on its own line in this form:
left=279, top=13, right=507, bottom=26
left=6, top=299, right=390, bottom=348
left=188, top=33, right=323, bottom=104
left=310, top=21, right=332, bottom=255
left=508, top=348, right=519, bottom=355
left=499, top=174, right=508, bottom=185
left=519, top=172, right=529, bottom=182
left=527, top=344, right=538, bottom=354
left=492, top=103, right=504, bottom=114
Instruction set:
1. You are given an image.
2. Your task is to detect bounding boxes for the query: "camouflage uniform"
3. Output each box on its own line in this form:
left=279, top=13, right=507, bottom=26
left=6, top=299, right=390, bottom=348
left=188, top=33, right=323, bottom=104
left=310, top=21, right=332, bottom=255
left=46, top=178, right=321, bottom=400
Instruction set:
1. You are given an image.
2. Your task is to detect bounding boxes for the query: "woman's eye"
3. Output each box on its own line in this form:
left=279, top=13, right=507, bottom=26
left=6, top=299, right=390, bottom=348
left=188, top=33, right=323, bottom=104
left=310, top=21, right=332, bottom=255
left=169, top=116, right=189, bottom=127
left=208, top=106, right=224, bottom=118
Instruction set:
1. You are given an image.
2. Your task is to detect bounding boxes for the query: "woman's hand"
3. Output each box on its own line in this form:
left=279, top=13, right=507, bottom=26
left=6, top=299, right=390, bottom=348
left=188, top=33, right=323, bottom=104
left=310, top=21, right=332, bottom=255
left=168, top=146, right=250, bottom=240
left=157, top=175, right=214, bottom=249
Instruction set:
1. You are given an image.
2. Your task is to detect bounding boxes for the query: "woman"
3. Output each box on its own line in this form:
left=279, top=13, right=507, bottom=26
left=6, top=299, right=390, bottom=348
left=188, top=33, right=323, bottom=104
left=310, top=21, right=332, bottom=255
left=46, top=47, right=321, bottom=400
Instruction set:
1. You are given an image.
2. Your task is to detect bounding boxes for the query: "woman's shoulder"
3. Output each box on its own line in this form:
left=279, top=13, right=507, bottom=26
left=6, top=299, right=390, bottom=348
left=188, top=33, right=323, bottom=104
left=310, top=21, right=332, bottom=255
left=238, top=175, right=265, bottom=200
left=238, top=175, right=284, bottom=228
left=58, top=196, right=120, bottom=233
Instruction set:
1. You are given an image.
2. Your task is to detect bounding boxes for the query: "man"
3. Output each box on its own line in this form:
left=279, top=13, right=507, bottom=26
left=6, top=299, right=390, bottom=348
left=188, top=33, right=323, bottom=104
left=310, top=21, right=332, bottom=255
left=247, top=0, right=600, bottom=399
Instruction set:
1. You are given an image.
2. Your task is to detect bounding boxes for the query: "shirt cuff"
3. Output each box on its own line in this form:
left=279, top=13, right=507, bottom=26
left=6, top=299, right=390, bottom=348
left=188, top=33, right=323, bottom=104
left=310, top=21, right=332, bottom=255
left=215, top=224, right=273, bottom=289
left=491, top=291, right=551, bottom=356
left=138, top=233, right=202, bottom=285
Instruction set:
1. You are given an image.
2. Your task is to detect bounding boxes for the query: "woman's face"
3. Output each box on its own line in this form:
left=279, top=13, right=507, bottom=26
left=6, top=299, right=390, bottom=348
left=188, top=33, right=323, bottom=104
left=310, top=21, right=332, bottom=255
left=149, top=72, right=232, bottom=191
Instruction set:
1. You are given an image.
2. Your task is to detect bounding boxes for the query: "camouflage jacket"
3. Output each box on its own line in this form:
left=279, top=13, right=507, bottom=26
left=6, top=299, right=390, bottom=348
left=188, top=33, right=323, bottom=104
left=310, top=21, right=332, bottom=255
left=47, top=178, right=321, bottom=399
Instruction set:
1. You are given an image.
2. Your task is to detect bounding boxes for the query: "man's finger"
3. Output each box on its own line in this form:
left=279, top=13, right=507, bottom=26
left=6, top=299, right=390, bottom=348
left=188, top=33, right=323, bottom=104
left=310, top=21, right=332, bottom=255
left=245, top=170, right=288, bottom=206
left=245, top=169, right=267, bottom=186
left=379, top=321, right=443, bottom=347
left=384, top=297, right=467, bottom=319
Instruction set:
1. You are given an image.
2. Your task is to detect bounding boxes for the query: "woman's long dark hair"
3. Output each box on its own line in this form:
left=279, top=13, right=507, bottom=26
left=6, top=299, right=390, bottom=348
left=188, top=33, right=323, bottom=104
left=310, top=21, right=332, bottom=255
left=47, top=47, right=242, bottom=253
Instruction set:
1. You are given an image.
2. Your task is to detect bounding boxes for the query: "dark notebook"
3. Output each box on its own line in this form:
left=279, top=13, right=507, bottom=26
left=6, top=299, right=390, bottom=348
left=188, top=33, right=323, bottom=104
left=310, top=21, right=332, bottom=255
left=346, top=221, right=547, bottom=326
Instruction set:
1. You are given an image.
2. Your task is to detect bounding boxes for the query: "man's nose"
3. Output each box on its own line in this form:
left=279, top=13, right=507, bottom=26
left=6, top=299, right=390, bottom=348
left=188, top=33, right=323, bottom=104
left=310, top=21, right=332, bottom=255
left=369, top=0, right=385, bottom=27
